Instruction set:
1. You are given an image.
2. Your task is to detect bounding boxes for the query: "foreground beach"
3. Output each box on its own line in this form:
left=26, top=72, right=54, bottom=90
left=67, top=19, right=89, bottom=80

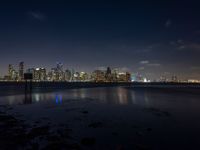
left=0, top=85, right=200, bottom=149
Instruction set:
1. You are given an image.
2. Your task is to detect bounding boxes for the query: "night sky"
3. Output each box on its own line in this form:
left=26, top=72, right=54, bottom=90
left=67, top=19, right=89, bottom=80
left=0, top=1, right=200, bottom=80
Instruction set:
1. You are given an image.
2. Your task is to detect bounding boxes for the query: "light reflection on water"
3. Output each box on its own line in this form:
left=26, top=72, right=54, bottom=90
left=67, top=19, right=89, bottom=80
left=55, top=94, right=62, bottom=104
left=1, top=87, right=200, bottom=112
left=0, top=87, right=152, bottom=106
left=1, top=87, right=200, bottom=149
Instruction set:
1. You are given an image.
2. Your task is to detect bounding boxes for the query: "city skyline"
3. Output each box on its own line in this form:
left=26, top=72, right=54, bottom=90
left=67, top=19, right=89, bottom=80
left=0, top=1, right=200, bottom=80
left=1, top=61, right=199, bottom=82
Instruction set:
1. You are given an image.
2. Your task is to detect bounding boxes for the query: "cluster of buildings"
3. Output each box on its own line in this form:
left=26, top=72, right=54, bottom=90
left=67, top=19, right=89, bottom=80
left=2, top=62, right=199, bottom=83
left=1, top=62, right=139, bottom=82
left=5, top=62, right=24, bottom=81
left=159, top=75, right=179, bottom=82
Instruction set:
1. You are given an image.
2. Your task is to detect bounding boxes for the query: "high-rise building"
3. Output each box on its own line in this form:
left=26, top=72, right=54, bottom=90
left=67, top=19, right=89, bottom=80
left=112, top=68, right=119, bottom=82
left=160, top=75, right=167, bottom=82
left=131, top=73, right=136, bottom=82
left=171, top=75, right=178, bottom=82
left=92, top=70, right=105, bottom=82
left=71, top=69, right=75, bottom=81
left=126, top=72, right=131, bottom=82
left=105, top=67, right=112, bottom=82
left=8, top=64, right=13, bottom=80
left=64, top=69, right=72, bottom=81
left=57, top=62, right=65, bottom=81
left=51, top=68, right=59, bottom=81
left=27, top=68, right=46, bottom=81
left=73, top=72, right=80, bottom=81
left=80, top=72, right=89, bottom=81
left=40, top=68, right=46, bottom=81
left=118, top=72, right=126, bottom=82
left=26, top=68, right=35, bottom=75
left=47, top=71, right=53, bottom=81
left=34, top=68, right=46, bottom=81
left=19, top=62, right=24, bottom=80
left=8, top=64, right=18, bottom=81
left=11, top=70, right=18, bottom=81
left=56, top=62, right=63, bottom=72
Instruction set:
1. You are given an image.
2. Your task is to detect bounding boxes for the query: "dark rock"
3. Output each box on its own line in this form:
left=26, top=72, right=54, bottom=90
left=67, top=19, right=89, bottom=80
left=144, top=107, right=171, bottom=117
left=146, top=128, right=152, bottom=132
left=28, top=126, right=49, bottom=138
left=81, top=137, right=96, bottom=146
left=88, top=122, right=103, bottom=128
left=81, top=110, right=88, bottom=114
left=111, top=132, right=118, bottom=136
left=135, top=144, right=152, bottom=150
left=43, top=141, right=80, bottom=150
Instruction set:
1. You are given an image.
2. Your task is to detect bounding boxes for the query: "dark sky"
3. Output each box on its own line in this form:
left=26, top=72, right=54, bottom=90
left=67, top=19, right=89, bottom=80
left=0, top=0, right=200, bottom=80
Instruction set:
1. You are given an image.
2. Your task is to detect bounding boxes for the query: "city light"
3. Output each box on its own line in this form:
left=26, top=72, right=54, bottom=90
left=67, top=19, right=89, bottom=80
left=1, top=62, right=199, bottom=83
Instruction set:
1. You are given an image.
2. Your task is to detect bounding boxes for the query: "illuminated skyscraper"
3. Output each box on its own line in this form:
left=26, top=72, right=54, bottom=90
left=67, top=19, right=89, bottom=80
left=126, top=72, right=131, bottom=82
left=71, top=69, right=75, bottom=81
left=112, top=68, right=119, bottom=82
left=171, top=75, right=178, bottom=82
left=80, top=72, right=89, bottom=81
left=51, top=68, right=59, bottom=81
left=8, top=64, right=13, bottom=79
left=118, top=72, right=126, bottom=82
left=7, top=64, right=18, bottom=81
left=26, top=68, right=35, bottom=75
left=105, top=67, right=112, bottom=82
left=92, top=70, right=105, bottom=82
left=160, top=75, right=167, bottom=82
left=19, top=61, right=24, bottom=80
left=64, top=69, right=72, bottom=81
left=34, top=68, right=46, bottom=81
left=56, top=62, right=64, bottom=81
left=56, top=62, right=63, bottom=70
left=73, top=72, right=80, bottom=81
left=40, top=68, right=47, bottom=81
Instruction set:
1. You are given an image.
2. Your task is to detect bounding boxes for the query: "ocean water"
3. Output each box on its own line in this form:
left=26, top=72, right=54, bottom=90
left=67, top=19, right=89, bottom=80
left=0, top=87, right=200, bottom=149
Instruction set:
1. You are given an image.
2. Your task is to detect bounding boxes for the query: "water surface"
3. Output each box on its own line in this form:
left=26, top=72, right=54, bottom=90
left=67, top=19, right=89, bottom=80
left=0, top=87, right=200, bottom=149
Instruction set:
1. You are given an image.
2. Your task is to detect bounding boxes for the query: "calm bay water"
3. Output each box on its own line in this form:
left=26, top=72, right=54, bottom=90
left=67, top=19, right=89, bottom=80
left=0, top=87, right=200, bottom=149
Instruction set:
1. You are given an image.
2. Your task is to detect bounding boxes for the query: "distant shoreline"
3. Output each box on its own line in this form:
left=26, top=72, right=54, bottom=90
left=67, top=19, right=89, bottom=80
left=0, top=81, right=200, bottom=89
left=0, top=82, right=200, bottom=97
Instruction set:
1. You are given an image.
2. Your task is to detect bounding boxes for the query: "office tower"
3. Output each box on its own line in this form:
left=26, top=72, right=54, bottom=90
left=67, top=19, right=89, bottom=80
left=8, top=64, right=13, bottom=80
left=160, top=75, right=167, bottom=82
left=51, top=68, right=59, bottom=81
left=47, top=71, right=53, bottom=81
left=19, top=61, right=24, bottom=80
left=105, top=67, right=112, bottom=82
left=56, top=62, right=63, bottom=72
left=131, top=73, right=136, bottom=82
left=71, top=69, right=75, bottom=81
left=7, top=64, right=18, bottom=81
left=56, top=62, right=64, bottom=81
left=34, top=68, right=46, bottom=81
left=27, top=68, right=35, bottom=75
left=64, top=69, right=72, bottom=81
left=112, top=68, right=119, bottom=82
left=126, top=72, right=131, bottom=82
left=80, top=72, right=88, bottom=81
left=135, top=73, right=143, bottom=82
left=40, top=68, right=46, bottom=81
left=73, top=72, right=80, bottom=81
left=171, top=75, right=178, bottom=82
left=106, top=67, right=111, bottom=75
left=92, top=70, right=105, bottom=82
left=11, top=70, right=18, bottom=81
left=118, top=72, right=126, bottom=82
left=34, top=68, right=40, bottom=81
